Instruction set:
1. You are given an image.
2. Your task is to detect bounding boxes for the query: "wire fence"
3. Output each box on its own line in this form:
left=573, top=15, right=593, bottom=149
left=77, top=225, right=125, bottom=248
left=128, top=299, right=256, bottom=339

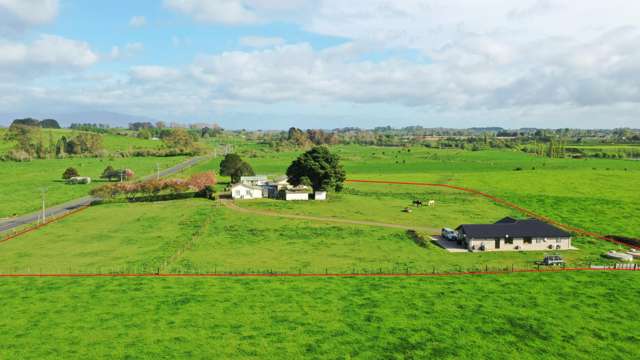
left=1, top=262, right=638, bottom=276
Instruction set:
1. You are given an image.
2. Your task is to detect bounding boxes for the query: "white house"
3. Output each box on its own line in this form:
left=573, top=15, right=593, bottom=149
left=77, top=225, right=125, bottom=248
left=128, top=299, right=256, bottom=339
left=231, top=183, right=264, bottom=200
left=284, top=191, right=309, bottom=201
left=314, top=191, right=327, bottom=200
left=457, top=217, right=572, bottom=252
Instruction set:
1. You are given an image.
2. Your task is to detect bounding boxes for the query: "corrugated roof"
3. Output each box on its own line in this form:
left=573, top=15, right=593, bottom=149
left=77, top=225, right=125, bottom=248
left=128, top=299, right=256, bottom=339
left=457, top=218, right=571, bottom=238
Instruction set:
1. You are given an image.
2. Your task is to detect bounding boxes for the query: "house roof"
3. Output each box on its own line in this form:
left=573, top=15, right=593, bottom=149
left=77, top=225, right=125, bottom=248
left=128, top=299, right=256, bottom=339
left=231, top=183, right=262, bottom=191
left=240, top=175, right=268, bottom=182
left=457, top=218, right=571, bottom=239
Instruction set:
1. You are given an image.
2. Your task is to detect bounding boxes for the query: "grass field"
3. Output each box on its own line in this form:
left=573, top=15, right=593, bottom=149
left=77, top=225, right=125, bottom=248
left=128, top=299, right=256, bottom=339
left=0, top=128, right=163, bottom=153
left=215, top=144, right=640, bottom=239
left=1, top=140, right=639, bottom=358
left=1, top=271, right=639, bottom=359
left=0, top=199, right=617, bottom=274
left=0, top=156, right=187, bottom=219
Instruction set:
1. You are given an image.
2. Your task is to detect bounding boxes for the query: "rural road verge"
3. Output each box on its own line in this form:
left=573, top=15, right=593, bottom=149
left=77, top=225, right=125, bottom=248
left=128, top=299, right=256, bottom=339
left=0, top=156, right=207, bottom=234
left=222, top=200, right=440, bottom=233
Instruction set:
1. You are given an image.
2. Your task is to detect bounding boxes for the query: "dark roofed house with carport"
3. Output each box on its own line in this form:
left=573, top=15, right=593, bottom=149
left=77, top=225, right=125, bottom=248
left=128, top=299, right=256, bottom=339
left=456, top=217, right=572, bottom=252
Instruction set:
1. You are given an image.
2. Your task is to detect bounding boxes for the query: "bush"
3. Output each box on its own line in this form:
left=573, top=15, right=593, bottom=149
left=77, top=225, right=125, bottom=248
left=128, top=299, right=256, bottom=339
left=62, top=167, right=80, bottom=180
left=3, top=149, right=32, bottom=162
left=407, top=230, right=430, bottom=248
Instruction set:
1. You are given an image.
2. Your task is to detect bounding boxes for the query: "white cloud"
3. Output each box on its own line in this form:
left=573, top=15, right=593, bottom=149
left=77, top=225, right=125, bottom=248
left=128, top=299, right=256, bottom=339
left=110, top=42, right=144, bottom=60
left=129, top=65, right=181, bottom=81
left=0, top=0, right=58, bottom=34
left=129, top=15, right=147, bottom=28
left=164, top=0, right=258, bottom=25
left=3, top=0, right=640, bottom=128
left=0, top=34, right=98, bottom=77
left=239, top=36, right=285, bottom=48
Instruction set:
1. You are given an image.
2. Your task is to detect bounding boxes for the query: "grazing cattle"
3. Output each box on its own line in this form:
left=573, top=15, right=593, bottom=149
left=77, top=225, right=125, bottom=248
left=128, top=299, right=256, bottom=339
left=412, top=200, right=423, bottom=207
left=428, top=200, right=436, bottom=207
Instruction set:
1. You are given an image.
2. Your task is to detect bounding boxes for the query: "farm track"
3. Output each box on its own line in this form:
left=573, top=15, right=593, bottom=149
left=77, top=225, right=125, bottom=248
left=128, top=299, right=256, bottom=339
left=222, top=200, right=441, bottom=233
left=346, top=179, right=638, bottom=249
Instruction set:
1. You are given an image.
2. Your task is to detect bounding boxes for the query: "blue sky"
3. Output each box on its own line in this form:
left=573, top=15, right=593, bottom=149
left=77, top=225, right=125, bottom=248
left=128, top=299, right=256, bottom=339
left=1, top=0, right=640, bottom=129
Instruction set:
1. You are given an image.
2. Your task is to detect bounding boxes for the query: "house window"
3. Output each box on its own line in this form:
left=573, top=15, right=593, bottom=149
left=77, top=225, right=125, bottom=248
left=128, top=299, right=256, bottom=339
left=535, top=238, right=544, bottom=244
left=523, top=237, right=533, bottom=244
left=504, top=238, right=513, bottom=244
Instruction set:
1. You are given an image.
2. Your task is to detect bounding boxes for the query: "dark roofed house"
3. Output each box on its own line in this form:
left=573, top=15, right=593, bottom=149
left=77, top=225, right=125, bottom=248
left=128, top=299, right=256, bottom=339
left=456, top=217, right=572, bottom=252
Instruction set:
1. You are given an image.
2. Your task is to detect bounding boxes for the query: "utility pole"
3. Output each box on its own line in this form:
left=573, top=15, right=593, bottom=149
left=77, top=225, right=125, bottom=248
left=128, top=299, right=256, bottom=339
left=40, top=187, right=47, bottom=224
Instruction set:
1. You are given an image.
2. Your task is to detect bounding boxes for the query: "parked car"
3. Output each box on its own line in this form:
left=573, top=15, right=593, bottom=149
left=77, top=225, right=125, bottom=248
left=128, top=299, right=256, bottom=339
left=441, top=228, right=459, bottom=241
left=539, top=255, right=564, bottom=266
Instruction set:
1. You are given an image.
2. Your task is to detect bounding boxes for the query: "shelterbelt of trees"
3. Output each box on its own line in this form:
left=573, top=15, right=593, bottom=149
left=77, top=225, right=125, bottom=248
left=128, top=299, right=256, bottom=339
left=234, top=126, right=640, bottom=160
left=1, top=118, right=209, bottom=162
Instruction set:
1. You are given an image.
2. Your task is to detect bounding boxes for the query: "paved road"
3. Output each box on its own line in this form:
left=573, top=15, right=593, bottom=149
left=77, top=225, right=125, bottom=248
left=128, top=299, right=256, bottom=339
left=222, top=200, right=440, bottom=233
left=0, top=156, right=207, bottom=233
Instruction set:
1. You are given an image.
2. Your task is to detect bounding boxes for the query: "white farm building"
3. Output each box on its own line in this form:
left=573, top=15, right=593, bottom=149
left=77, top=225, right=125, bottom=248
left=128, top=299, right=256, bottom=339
left=284, top=191, right=309, bottom=201
left=231, top=183, right=264, bottom=200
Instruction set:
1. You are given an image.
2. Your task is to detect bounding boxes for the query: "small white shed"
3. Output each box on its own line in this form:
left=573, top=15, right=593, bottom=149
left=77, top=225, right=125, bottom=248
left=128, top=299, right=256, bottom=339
left=285, top=191, right=309, bottom=201
left=67, top=176, right=92, bottom=184
left=231, top=183, right=263, bottom=200
left=314, top=191, right=327, bottom=200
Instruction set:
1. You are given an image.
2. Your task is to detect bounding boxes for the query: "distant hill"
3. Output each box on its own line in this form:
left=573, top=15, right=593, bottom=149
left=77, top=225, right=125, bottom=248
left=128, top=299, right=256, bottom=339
left=0, top=111, right=155, bottom=128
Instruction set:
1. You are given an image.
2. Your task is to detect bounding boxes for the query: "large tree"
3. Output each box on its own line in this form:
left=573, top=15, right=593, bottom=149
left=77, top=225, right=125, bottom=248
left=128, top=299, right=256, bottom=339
left=219, top=153, right=255, bottom=183
left=40, top=119, right=60, bottom=129
left=286, top=146, right=346, bottom=192
left=162, top=128, right=194, bottom=149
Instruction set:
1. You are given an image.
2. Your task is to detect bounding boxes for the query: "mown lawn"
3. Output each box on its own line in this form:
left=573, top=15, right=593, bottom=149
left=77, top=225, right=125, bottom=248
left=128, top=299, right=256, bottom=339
left=0, top=156, right=186, bottom=219
left=0, top=199, right=617, bottom=274
left=0, top=271, right=638, bottom=359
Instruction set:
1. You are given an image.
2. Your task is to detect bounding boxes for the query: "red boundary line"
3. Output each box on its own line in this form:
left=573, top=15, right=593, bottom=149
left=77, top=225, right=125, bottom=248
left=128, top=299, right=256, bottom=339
left=346, top=179, right=638, bottom=249
left=0, top=205, right=90, bottom=244
left=0, top=268, right=638, bottom=278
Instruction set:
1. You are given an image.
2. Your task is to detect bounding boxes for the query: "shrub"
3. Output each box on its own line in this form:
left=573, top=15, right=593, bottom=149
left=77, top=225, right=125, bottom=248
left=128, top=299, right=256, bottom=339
left=3, top=149, right=32, bottom=162
left=62, top=167, right=80, bottom=180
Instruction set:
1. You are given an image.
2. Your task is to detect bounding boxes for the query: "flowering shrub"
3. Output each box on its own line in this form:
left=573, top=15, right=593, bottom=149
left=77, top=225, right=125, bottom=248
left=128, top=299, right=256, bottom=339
left=90, top=172, right=216, bottom=201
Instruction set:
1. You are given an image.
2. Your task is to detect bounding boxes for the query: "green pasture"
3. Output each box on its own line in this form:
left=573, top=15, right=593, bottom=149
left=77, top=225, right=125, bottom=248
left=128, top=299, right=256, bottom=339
left=0, top=156, right=186, bottom=218
left=0, top=199, right=617, bottom=274
left=238, top=182, right=520, bottom=229
left=0, top=128, right=164, bottom=153
left=169, top=143, right=640, bottom=238
left=0, top=271, right=638, bottom=359
left=219, top=144, right=640, bottom=238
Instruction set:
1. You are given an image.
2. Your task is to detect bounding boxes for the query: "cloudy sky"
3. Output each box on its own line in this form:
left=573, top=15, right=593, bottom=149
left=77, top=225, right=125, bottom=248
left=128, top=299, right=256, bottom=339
left=1, top=0, right=639, bottom=129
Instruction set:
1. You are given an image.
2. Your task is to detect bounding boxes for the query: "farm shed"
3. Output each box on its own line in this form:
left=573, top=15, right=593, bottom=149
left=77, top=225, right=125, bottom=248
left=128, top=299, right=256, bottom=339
left=284, top=191, right=309, bottom=201
left=231, top=183, right=264, bottom=200
left=457, top=217, right=572, bottom=252
left=314, top=191, right=327, bottom=200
